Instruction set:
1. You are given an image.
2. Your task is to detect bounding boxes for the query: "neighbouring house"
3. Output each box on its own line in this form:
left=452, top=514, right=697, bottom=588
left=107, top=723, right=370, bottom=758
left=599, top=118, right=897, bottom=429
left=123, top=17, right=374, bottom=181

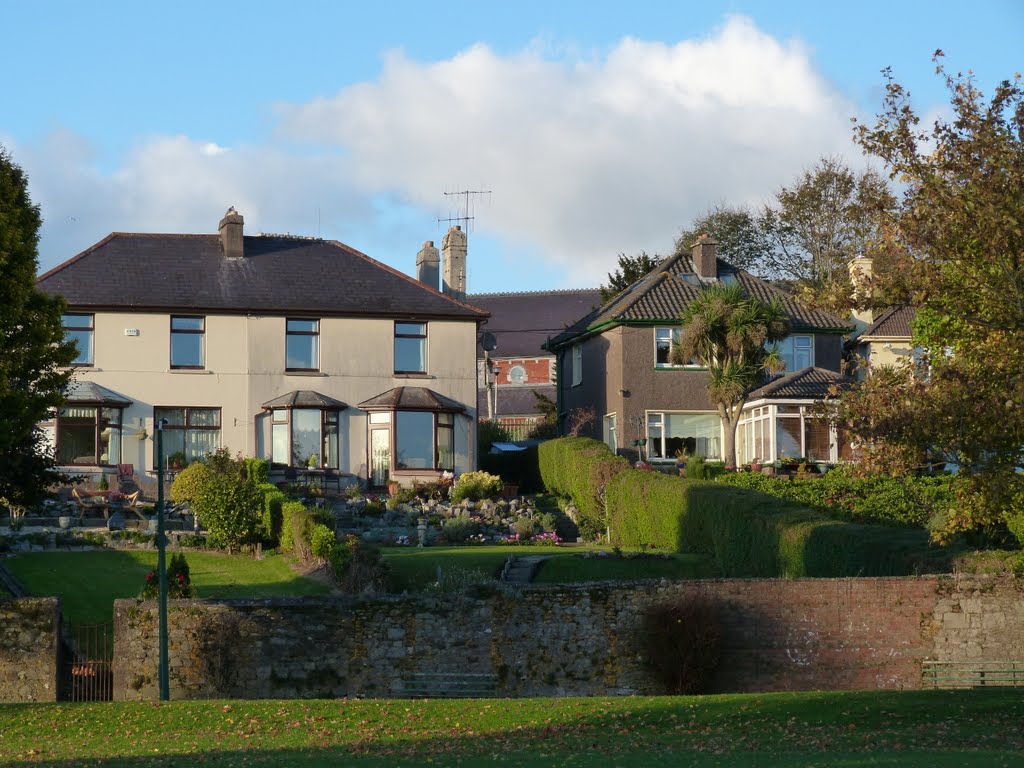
left=468, top=289, right=602, bottom=439
left=545, top=237, right=855, bottom=466
left=851, top=306, right=917, bottom=373
left=36, top=209, right=489, bottom=490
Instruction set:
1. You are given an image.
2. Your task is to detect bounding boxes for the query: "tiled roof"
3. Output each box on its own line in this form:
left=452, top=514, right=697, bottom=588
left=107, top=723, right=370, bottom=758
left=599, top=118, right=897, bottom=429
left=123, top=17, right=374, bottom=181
left=261, top=390, right=348, bottom=410
left=547, top=253, right=848, bottom=348
left=358, top=386, right=466, bottom=413
left=64, top=381, right=133, bottom=406
left=861, top=306, right=915, bottom=339
left=37, top=233, right=488, bottom=321
left=477, top=385, right=555, bottom=418
left=748, top=367, right=852, bottom=400
left=468, top=289, right=602, bottom=358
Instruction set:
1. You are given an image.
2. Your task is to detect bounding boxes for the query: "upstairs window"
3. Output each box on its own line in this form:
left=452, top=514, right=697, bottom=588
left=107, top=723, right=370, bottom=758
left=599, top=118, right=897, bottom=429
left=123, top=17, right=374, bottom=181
left=777, top=335, right=813, bottom=373
left=394, top=322, right=427, bottom=374
left=286, top=319, right=319, bottom=371
left=170, top=316, right=205, bottom=369
left=63, top=314, right=94, bottom=366
left=656, top=326, right=700, bottom=367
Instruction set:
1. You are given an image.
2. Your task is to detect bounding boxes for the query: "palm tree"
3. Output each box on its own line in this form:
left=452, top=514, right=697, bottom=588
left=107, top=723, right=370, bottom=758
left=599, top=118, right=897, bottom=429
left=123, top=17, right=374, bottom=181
left=671, top=283, right=790, bottom=469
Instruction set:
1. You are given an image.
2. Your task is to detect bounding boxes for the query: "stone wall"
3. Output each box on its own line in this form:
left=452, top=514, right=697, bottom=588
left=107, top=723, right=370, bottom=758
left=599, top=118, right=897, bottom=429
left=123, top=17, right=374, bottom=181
left=0, top=598, right=60, bottom=702
left=111, top=575, right=1024, bottom=700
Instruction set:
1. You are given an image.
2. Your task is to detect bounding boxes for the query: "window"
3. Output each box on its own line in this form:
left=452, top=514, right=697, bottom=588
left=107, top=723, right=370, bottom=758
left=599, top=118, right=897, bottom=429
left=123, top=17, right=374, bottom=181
left=367, top=409, right=456, bottom=480
left=737, top=404, right=840, bottom=465
left=170, top=316, right=205, bottom=368
left=655, top=327, right=680, bottom=367
left=63, top=314, right=94, bottom=366
left=154, top=407, right=221, bottom=466
left=394, top=322, right=427, bottom=374
left=646, top=412, right=721, bottom=460
left=571, top=344, right=582, bottom=387
left=603, top=414, right=617, bottom=453
left=776, top=335, right=813, bottom=373
left=508, top=364, right=527, bottom=384
left=53, top=406, right=122, bottom=465
left=270, top=408, right=340, bottom=468
left=286, top=319, right=319, bottom=371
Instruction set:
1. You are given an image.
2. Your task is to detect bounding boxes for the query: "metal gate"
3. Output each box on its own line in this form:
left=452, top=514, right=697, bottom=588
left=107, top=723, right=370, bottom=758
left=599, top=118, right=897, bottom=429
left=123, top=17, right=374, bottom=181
left=60, top=622, right=113, bottom=702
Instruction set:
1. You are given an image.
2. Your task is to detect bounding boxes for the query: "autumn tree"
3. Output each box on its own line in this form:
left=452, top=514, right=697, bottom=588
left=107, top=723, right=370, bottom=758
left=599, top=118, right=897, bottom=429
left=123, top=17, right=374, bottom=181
left=675, top=204, right=771, bottom=274
left=0, top=146, right=76, bottom=508
left=672, top=283, right=789, bottom=469
left=599, top=251, right=661, bottom=302
left=835, top=55, right=1024, bottom=542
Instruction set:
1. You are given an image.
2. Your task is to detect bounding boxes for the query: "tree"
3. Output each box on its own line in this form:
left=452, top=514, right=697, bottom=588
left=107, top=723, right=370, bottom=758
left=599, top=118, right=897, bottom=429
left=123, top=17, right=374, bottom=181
left=675, top=205, right=771, bottom=274
left=672, top=283, right=789, bottom=469
left=600, top=251, right=661, bottom=302
left=0, top=145, right=76, bottom=508
left=833, top=55, right=1024, bottom=542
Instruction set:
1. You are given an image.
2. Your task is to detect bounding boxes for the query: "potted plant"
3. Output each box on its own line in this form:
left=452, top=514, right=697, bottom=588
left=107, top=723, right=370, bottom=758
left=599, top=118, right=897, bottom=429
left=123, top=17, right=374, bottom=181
left=750, top=457, right=762, bottom=473
left=674, top=448, right=690, bottom=475
left=167, top=451, right=187, bottom=471
left=308, top=453, right=319, bottom=469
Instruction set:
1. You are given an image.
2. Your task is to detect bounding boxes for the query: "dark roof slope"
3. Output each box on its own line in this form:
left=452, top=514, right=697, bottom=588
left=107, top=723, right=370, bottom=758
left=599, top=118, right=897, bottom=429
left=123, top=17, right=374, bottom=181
left=547, top=253, right=848, bottom=348
left=261, top=390, right=348, bottom=410
left=358, top=386, right=466, bottom=413
left=748, top=367, right=852, bottom=400
left=477, top=385, right=554, bottom=418
left=468, top=289, right=602, bottom=358
left=37, top=233, right=488, bottom=321
left=860, top=306, right=915, bottom=339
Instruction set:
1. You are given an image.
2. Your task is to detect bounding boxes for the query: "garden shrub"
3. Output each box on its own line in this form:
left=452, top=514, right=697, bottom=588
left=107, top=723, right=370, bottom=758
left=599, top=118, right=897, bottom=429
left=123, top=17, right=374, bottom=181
left=279, top=500, right=309, bottom=554
left=639, top=594, right=721, bottom=695
left=244, top=457, right=270, bottom=485
left=203, top=447, right=246, bottom=479
left=451, top=471, right=504, bottom=503
left=139, top=553, right=195, bottom=599
left=333, top=535, right=389, bottom=594
left=478, top=419, right=512, bottom=455
left=538, top=437, right=630, bottom=540
left=479, top=444, right=544, bottom=493
left=309, top=523, right=337, bottom=564
left=685, top=454, right=707, bottom=480
left=170, top=462, right=214, bottom=504
left=441, top=517, right=481, bottom=544
left=192, top=475, right=264, bottom=552
left=257, top=483, right=285, bottom=545
left=513, top=515, right=537, bottom=539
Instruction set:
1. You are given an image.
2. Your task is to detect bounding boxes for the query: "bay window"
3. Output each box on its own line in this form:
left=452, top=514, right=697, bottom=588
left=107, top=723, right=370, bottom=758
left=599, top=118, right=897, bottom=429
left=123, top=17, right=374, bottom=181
left=270, top=408, right=340, bottom=468
left=53, top=406, right=122, bottom=466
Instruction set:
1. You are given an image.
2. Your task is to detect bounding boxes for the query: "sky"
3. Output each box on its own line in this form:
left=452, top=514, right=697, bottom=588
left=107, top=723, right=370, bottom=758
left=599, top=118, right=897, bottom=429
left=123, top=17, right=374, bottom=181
left=4, top=0, right=1022, bottom=292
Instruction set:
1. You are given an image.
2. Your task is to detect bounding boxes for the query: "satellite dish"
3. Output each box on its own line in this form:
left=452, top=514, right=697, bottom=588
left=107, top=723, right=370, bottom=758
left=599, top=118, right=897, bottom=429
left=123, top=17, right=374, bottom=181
left=480, top=332, right=498, bottom=352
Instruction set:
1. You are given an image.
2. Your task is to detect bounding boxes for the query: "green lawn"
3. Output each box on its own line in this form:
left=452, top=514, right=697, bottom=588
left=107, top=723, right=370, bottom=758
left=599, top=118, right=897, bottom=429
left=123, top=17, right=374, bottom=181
left=534, top=552, right=719, bottom=583
left=5, top=550, right=332, bottom=625
left=1, top=690, right=1022, bottom=766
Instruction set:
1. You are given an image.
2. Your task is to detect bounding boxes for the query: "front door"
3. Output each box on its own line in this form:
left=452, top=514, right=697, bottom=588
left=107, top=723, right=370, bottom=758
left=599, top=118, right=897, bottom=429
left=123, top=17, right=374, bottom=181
left=370, top=428, right=390, bottom=488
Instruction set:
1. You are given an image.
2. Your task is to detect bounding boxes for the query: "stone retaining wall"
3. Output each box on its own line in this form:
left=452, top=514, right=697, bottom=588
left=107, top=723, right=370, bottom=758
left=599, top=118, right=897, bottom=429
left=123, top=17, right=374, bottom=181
left=0, top=597, right=60, bottom=702
left=112, top=575, right=1024, bottom=700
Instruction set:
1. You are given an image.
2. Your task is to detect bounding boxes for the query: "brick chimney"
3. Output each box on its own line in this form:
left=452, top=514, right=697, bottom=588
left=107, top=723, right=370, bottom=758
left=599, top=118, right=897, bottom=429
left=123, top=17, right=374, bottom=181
left=218, top=207, right=244, bottom=259
left=691, top=233, right=717, bottom=280
left=849, top=255, right=874, bottom=330
left=442, top=225, right=467, bottom=301
left=416, top=240, right=440, bottom=290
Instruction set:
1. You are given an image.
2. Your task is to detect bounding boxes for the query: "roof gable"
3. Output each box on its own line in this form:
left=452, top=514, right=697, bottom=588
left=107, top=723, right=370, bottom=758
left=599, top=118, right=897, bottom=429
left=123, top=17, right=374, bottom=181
left=37, top=233, right=488, bottom=321
left=860, top=306, right=916, bottom=339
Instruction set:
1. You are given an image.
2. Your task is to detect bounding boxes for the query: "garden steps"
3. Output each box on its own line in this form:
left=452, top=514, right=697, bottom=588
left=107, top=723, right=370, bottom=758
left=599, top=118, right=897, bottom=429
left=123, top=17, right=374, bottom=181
left=500, top=555, right=550, bottom=585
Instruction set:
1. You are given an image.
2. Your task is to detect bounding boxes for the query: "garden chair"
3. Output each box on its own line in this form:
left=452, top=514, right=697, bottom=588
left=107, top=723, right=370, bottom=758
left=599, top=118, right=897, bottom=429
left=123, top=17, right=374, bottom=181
left=71, top=488, right=101, bottom=521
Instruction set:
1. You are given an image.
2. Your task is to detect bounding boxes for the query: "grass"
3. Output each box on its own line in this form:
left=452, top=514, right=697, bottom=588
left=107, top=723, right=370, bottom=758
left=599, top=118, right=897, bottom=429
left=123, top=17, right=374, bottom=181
left=534, top=552, right=719, bottom=583
left=1, top=689, right=1023, bottom=766
left=4, top=550, right=332, bottom=626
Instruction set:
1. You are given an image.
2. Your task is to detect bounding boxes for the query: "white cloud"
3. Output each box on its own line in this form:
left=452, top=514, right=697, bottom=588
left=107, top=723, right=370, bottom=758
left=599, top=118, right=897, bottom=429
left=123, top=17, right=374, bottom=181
left=19, top=16, right=862, bottom=287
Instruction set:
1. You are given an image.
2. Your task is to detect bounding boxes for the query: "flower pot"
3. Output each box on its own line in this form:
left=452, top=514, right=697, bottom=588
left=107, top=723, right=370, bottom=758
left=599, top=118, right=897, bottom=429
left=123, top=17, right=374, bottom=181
left=750, top=462, right=762, bottom=473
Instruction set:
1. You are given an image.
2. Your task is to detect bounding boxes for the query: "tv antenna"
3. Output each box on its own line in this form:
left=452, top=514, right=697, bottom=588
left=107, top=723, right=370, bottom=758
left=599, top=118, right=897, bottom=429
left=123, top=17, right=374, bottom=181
left=438, top=187, right=491, bottom=234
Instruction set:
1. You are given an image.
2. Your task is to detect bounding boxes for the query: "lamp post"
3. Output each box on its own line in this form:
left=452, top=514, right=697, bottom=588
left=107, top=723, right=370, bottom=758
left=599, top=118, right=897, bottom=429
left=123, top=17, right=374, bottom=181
left=155, top=418, right=170, bottom=701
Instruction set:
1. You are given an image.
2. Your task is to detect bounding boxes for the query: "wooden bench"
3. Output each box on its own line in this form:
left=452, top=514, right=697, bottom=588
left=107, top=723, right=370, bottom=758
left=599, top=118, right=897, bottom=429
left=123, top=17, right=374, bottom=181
left=399, top=672, right=498, bottom=699
left=922, top=661, right=1024, bottom=688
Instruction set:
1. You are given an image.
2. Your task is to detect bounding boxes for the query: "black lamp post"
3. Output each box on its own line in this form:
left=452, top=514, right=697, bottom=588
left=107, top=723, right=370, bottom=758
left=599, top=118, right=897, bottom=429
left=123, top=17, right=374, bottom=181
left=155, top=417, right=170, bottom=701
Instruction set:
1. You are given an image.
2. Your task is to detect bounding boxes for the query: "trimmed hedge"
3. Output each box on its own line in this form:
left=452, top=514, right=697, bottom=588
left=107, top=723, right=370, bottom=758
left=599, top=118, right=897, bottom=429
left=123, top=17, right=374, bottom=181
left=257, top=483, right=285, bottom=544
left=607, top=468, right=934, bottom=577
left=538, top=438, right=630, bottom=539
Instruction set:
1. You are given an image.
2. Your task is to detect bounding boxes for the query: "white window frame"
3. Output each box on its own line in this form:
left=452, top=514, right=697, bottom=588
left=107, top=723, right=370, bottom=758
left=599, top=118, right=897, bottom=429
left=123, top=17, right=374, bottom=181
left=645, top=411, right=723, bottom=462
left=776, top=334, right=814, bottom=374
left=603, top=413, right=617, bottom=453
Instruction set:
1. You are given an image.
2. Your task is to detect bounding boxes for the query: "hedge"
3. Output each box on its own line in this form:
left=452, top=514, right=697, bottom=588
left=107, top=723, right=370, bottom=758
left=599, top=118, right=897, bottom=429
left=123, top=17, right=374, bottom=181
left=606, top=468, right=933, bottom=577
left=538, top=438, right=630, bottom=539
left=257, top=483, right=285, bottom=545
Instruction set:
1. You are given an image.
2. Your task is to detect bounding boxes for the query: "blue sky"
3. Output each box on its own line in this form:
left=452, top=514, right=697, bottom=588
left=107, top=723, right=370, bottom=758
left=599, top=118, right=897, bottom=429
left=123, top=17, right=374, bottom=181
left=5, top=0, right=1021, bottom=291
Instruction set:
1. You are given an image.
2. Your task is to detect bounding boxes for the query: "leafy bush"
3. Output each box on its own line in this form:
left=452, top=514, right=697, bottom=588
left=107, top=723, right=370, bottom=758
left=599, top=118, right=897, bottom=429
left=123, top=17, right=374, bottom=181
left=513, top=515, right=537, bottom=539
left=244, top=458, right=270, bottom=485
left=451, top=471, right=504, bottom=503
left=685, top=454, right=707, bottom=480
left=192, top=476, right=264, bottom=553
left=333, top=535, right=389, bottom=594
left=309, top=523, right=337, bottom=564
left=170, top=463, right=214, bottom=505
left=280, top=500, right=314, bottom=558
left=139, top=553, right=195, bottom=599
left=478, top=419, right=512, bottom=455
left=538, top=438, right=630, bottom=539
left=639, top=595, right=721, bottom=694
left=257, top=483, right=285, bottom=545
left=202, top=447, right=246, bottom=479
left=361, top=500, right=385, bottom=517
left=441, top=517, right=481, bottom=544
left=391, top=486, right=418, bottom=504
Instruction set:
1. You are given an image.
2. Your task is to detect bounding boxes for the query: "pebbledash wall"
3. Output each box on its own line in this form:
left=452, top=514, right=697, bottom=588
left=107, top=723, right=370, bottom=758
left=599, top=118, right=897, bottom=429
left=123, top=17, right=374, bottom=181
left=111, top=576, right=1024, bottom=701
left=0, top=598, right=60, bottom=702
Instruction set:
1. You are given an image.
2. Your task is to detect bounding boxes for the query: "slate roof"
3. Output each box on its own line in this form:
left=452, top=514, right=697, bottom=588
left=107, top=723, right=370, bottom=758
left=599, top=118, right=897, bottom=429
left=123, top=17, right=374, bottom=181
left=64, top=381, right=133, bottom=406
left=860, top=306, right=915, bottom=339
left=468, top=289, right=602, bottom=358
left=477, top=385, right=554, bottom=418
left=261, top=390, right=348, bottom=410
left=546, top=253, right=848, bottom=348
left=747, top=367, right=852, bottom=401
left=358, top=386, right=466, bottom=413
left=37, top=233, right=489, bottom=321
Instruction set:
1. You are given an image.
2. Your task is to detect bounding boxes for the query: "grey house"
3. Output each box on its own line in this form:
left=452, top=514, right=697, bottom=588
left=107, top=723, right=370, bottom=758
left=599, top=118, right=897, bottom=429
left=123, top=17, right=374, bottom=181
left=546, top=238, right=853, bottom=465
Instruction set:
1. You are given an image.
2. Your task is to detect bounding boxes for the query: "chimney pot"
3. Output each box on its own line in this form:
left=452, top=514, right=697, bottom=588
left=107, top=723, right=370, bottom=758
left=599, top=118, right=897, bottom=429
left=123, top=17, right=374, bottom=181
left=416, top=240, right=441, bottom=290
left=218, top=207, right=245, bottom=259
left=442, top=225, right=468, bottom=302
left=691, top=235, right=717, bottom=279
